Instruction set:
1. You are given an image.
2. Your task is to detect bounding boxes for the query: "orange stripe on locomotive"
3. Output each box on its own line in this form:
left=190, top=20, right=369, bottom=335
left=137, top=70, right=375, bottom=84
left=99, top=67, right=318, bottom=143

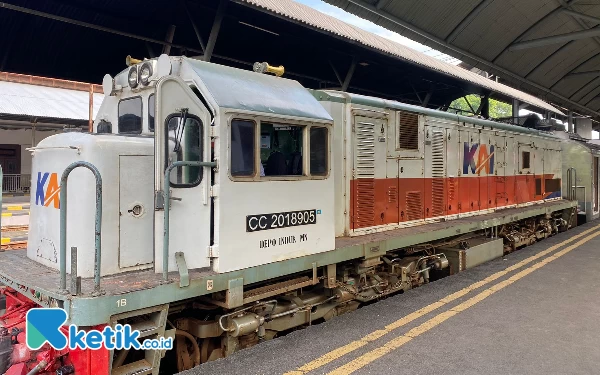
left=347, top=124, right=561, bottom=231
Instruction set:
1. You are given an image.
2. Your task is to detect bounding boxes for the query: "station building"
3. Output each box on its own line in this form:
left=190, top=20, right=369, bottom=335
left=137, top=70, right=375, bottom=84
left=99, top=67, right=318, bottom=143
left=0, top=72, right=102, bottom=193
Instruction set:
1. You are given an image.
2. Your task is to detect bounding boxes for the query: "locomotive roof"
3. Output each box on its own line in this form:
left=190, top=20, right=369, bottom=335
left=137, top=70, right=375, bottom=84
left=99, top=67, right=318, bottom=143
left=314, top=90, right=560, bottom=139
left=184, top=57, right=332, bottom=122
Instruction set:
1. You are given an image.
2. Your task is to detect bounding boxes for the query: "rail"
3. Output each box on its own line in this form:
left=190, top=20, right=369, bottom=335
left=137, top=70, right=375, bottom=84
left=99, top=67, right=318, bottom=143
left=59, top=161, right=103, bottom=295
left=163, top=160, right=216, bottom=281
left=2, top=174, right=31, bottom=193
left=566, top=168, right=577, bottom=201
left=1, top=165, right=3, bottom=247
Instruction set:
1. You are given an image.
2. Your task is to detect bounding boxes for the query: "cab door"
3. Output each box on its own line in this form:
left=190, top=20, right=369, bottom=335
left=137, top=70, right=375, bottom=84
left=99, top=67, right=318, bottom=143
left=154, top=76, right=213, bottom=274
left=594, top=156, right=599, bottom=213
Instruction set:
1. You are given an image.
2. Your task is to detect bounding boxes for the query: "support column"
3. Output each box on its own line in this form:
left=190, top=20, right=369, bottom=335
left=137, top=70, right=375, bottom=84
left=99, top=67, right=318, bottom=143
left=185, top=2, right=206, bottom=52
left=480, top=93, right=490, bottom=119
left=204, top=0, right=228, bottom=62
left=512, top=99, right=519, bottom=124
left=342, top=57, right=357, bottom=92
left=568, top=110, right=574, bottom=133
left=162, top=25, right=176, bottom=55
left=31, top=121, right=36, bottom=146
left=422, top=84, right=435, bottom=108
left=328, top=60, right=343, bottom=87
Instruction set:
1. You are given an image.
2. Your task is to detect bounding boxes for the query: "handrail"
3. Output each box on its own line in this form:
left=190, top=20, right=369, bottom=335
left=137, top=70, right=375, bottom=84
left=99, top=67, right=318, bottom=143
left=567, top=168, right=571, bottom=200
left=0, top=165, right=3, bottom=249
left=59, top=161, right=103, bottom=294
left=1, top=174, right=31, bottom=193
left=566, top=167, right=577, bottom=201
left=163, top=160, right=216, bottom=281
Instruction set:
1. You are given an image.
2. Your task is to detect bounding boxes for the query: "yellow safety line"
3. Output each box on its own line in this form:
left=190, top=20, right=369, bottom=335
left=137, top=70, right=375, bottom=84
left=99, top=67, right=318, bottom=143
left=6, top=206, right=23, bottom=211
left=284, top=224, right=600, bottom=375
left=327, top=230, right=600, bottom=375
left=1, top=213, right=12, bottom=217
left=0, top=238, right=9, bottom=245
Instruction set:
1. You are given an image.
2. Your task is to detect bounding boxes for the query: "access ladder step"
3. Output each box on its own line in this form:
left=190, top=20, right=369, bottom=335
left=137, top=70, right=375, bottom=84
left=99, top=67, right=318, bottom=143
left=112, top=360, right=153, bottom=375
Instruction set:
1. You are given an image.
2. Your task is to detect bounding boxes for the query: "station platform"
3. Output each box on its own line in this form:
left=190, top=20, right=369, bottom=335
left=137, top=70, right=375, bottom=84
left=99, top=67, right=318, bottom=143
left=182, top=220, right=600, bottom=375
left=1, top=195, right=30, bottom=227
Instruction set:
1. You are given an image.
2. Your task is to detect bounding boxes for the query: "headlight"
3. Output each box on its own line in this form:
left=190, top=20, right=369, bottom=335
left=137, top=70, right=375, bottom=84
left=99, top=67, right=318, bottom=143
left=140, top=62, right=153, bottom=85
left=128, top=67, right=138, bottom=88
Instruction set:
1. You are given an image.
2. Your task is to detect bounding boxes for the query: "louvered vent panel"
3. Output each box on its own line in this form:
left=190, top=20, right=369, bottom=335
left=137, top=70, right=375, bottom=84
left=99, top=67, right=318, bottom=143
left=354, top=119, right=376, bottom=228
left=355, top=120, right=375, bottom=178
left=431, top=130, right=446, bottom=217
left=399, top=111, right=419, bottom=150
left=387, top=186, right=397, bottom=203
left=448, top=177, right=456, bottom=207
left=355, top=180, right=375, bottom=227
left=406, top=191, right=423, bottom=221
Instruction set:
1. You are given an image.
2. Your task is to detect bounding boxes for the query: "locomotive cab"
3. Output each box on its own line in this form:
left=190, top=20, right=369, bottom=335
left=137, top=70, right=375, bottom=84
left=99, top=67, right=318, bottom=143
left=28, top=55, right=335, bottom=278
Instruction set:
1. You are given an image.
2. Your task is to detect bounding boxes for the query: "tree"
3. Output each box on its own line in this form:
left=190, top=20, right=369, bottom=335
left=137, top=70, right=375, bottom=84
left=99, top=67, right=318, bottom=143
left=449, top=94, right=512, bottom=119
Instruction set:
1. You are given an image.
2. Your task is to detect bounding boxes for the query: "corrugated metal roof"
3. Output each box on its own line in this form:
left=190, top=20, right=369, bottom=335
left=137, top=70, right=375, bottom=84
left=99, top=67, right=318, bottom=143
left=322, top=0, right=600, bottom=120
left=240, top=0, right=563, bottom=115
left=0, top=81, right=103, bottom=121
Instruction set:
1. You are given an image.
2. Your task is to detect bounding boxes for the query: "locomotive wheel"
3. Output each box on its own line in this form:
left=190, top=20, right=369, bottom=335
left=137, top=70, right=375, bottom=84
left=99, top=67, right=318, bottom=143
left=176, top=331, right=200, bottom=371
left=200, top=338, right=219, bottom=363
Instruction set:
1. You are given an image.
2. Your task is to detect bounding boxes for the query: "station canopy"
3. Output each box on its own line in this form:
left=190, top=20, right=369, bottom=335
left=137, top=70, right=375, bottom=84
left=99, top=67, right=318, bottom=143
left=0, top=0, right=574, bottom=122
left=323, top=0, right=600, bottom=125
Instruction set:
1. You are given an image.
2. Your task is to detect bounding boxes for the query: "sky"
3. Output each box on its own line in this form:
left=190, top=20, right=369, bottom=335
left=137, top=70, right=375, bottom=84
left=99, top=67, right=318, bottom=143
left=293, top=0, right=461, bottom=65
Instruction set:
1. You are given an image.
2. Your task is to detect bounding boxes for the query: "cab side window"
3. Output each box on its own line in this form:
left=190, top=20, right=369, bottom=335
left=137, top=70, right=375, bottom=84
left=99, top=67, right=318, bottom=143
left=231, top=119, right=256, bottom=177
left=230, top=118, right=329, bottom=179
left=148, top=94, right=155, bottom=132
left=310, top=127, right=328, bottom=176
left=260, top=123, right=304, bottom=176
left=118, top=97, right=142, bottom=134
left=166, top=114, right=203, bottom=187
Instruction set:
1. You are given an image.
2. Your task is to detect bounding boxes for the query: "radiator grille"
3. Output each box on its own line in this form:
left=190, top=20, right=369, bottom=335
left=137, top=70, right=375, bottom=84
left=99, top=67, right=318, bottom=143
left=354, top=118, right=376, bottom=228
left=398, top=111, right=419, bottom=150
left=431, top=129, right=446, bottom=217
left=355, top=120, right=375, bottom=178
left=448, top=177, right=456, bottom=208
left=387, top=186, right=397, bottom=203
left=406, top=191, right=423, bottom=221
left=355, top=179, right=375, bottom=227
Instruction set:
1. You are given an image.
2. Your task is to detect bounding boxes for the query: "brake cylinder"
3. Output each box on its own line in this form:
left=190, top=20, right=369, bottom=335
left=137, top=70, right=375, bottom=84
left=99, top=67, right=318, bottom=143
left=230, top=314, right=264, bottom=337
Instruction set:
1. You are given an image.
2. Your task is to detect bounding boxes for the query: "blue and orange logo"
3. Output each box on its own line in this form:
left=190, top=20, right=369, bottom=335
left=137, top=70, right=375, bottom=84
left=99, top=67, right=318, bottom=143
left=35, top=172, right=60, bottom=209
left=463, top=143, right=495, bottom=175
left=26, top=308, right=173, bottom=351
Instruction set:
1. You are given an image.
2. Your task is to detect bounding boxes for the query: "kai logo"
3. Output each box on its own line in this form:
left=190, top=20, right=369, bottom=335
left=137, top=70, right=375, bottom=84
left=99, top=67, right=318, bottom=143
left=463, top=143, right=495, bottom=175
left=35, top=172, right=60, bottom=209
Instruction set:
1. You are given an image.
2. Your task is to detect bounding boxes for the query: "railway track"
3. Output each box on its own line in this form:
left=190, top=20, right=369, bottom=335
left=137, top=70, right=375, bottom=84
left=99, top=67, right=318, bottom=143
left=1, top=241, right=27, bottom=250
left=1, top=226, right=29, bottom=250
left=1, top=225, right=29, bottom=232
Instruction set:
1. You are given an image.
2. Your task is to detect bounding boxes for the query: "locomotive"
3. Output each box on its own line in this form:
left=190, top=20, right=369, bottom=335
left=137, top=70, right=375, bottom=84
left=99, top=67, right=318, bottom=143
left=561, top=135, right=600, bottom=223
left=0, top=55, right=583, bottom=374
